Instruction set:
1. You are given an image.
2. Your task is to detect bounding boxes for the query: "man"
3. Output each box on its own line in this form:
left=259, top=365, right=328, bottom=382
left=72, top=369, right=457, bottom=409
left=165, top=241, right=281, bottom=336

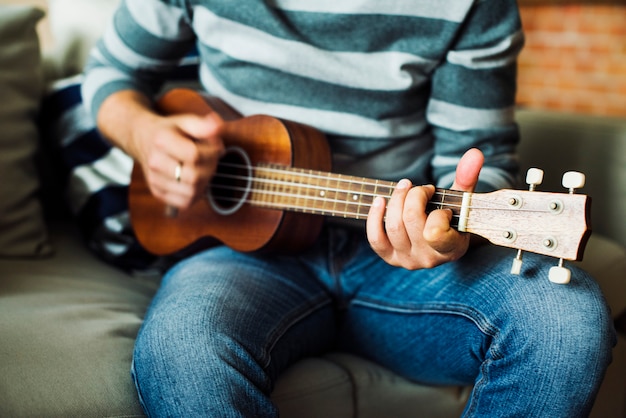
left=83, top=0, right=615, bottom=416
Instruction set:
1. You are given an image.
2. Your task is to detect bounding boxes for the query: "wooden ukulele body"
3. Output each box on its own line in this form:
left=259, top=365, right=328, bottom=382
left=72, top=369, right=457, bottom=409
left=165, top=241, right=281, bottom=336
left=129, top=89, right=332, bottom=255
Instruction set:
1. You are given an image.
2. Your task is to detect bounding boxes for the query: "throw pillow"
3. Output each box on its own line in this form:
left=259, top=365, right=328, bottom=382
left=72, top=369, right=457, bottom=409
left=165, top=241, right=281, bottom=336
left=0, top=5, right=53, bottom=258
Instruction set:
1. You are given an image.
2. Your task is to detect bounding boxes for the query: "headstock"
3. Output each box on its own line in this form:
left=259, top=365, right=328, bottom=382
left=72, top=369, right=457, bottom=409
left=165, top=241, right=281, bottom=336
left=465, top=169, right=591, bottom=284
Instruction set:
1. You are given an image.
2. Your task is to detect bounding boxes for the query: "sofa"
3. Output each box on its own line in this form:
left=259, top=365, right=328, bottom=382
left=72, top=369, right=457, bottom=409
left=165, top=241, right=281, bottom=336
left=1, top=3, right=625, bottom=417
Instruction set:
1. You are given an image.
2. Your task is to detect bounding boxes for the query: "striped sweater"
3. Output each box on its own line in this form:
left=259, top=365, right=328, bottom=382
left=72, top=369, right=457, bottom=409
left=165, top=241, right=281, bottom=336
left=82, top=0, right=524, bottom=191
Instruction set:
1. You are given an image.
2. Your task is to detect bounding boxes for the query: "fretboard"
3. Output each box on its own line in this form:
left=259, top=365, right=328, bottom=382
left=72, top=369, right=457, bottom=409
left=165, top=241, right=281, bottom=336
left=211, top=162, right=467, bottom=228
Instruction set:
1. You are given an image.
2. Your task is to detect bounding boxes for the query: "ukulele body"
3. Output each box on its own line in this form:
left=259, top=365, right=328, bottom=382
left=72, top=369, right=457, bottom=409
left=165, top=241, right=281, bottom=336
left=129, top=89, right=332, bottom=256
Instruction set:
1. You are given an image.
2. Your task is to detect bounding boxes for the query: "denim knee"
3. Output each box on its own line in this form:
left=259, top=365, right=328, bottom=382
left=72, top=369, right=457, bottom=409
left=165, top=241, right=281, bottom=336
left=130, top=255, right=281, bottom=417
left=491, top=261, right=615, bottom=398
left=132, top=302, right=277, bottom=417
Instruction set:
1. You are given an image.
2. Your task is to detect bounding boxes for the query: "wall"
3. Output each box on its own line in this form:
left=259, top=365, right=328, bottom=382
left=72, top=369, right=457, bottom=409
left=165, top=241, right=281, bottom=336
left=517, top=0, right=626, bottom=117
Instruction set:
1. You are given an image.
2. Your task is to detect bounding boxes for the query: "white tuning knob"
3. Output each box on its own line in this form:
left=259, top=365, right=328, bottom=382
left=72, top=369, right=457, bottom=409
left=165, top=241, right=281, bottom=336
left=562, top=171, right=585, bottom=192
left=511, top=257, right=523, bottom=275
left=511, top=249, right=523, bottom=275
left=525, top=168, right=544, bottom=190
left=549, top=265, right=571, bottom=284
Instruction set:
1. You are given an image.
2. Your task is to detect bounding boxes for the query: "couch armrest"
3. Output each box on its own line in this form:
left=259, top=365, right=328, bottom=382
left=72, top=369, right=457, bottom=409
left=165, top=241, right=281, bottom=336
left=577, top=234, right=626, bottom=320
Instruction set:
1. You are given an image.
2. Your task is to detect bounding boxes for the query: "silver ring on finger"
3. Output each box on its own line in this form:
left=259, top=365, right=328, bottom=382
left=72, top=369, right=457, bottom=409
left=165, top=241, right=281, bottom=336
left=174, top=162, right=182, bottom=183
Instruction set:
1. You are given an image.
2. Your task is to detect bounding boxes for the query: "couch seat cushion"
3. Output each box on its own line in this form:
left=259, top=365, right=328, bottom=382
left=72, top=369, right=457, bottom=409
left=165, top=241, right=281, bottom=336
left=0, top=221, right=158, bottom=417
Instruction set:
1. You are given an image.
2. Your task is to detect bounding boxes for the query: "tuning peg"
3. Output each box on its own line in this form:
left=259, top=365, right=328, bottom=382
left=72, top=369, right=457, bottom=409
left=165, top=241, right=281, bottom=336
left=525, top=168, right=544, bottom=191
left=509, top=168, right=543, bottom=275
left=511, top=250, right=523, bottom=275
left=562, top=171, right=585, bottom=193
left=549, top=259, right=571, bottom=284
left=545, top=171, right=584, bottom=284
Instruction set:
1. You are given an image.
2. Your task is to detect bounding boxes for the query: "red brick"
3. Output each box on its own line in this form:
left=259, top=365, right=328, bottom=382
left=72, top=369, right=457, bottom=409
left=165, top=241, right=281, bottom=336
left=516, top=2, right=626, bottom=117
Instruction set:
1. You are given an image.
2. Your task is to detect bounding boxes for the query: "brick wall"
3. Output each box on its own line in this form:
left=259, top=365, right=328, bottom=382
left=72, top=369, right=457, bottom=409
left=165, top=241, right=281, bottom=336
left=517, top=0, right=626, bottom=117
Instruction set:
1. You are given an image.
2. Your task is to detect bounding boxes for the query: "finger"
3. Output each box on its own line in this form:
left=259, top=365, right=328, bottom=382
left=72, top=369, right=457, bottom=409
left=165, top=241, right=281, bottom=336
left=149, top=127, right=222, bottom=192
left=366, top=196, right=393, bottom=257
left=149, top=178, right=195, bottom=210
left=424, top=210, right=470, bottom=263
left=423, top=209, right=458, bottom=252
left=152, top=114, right=224, bottom=168
left=384, top=179, right=412, bottom=248
left=451, top=148, right=484, bottom=193
left=163, top=141, right=216, bottom=186
left=145, top=152, right=206, bottom=209
left=149, top=126, right=195, bottom=174
left=146, top=155, right=186, bottom=186
left=402, top=184, right=434, bottom=243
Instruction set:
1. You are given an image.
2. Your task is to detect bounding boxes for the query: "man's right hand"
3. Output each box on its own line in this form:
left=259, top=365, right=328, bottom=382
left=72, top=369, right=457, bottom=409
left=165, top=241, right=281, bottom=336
left=97, top=90, right=225, bottom=210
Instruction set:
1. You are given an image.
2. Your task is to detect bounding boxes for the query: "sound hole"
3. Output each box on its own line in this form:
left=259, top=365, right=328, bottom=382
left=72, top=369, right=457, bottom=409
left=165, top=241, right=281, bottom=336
left=207, top=147, right=252, bottom=216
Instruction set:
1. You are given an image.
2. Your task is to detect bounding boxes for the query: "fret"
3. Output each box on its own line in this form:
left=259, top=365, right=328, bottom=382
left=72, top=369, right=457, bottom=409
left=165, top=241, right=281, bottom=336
left=277, top=168, right=286, bottom=207
left=307, top=172, right=320, bottom=214
left=329, top=173, right=339, bottom=216
left=356, top=181, right=366, bottom=220
left=439, top=189, right=447, bottom=210
left=305, top=169, right=316, bottom=214
left=339, top=175, right=351, bottom=218
left=373, top=179, right=380, bottom=204
left=273, top=165, right=283, bottom=207
left=291, top=167, right=316, bottom=214
left=315, top=169, right=328, bottom=215
left=267, top=165, right=277, bottom=207
left=385, top=181, right=395, bottom=198
left=293, top=168, right=305, bottom=213
left=339, top=179, right=352, bottom=215
left=302, top=170, right=326, bottom=215
left=361, top=181, right=377, bottom=219
left=320, top=173, right=334, bottom=215
left=358, top=178, right=387, bottom=219
left=345, top=180, right=361, bottom=218
left=293, top=169, right=303, bottom=212
left=289, top=169, right=301, bottom=209
left=250, top=166, right=265, bottom=207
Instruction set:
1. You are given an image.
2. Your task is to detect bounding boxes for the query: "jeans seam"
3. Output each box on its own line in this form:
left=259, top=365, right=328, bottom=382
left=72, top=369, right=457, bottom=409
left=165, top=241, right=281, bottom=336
left=351, top=298, right=500, bottom=341
left=130, top=358, right=151, bottom=418
left=351, top=297, right=504, bottom=418
left=462, top=357, right=492, bottom=418
left=261, top=296, right=333, bottom=369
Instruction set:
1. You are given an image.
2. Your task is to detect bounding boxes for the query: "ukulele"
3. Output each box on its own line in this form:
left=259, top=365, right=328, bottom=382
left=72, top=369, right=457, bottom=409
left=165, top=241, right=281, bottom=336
left=129, top=89, right=591, bottom=284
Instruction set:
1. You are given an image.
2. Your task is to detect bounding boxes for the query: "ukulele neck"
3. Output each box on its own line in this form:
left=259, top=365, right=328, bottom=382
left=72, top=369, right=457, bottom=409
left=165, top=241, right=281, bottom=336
left=238, top=163, right=469, bottom=230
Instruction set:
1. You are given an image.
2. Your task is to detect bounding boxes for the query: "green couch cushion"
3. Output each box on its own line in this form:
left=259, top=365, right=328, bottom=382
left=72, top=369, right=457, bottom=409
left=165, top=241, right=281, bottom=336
left=0, top=222, right=158, bottom=417
left=0, top=5, right=52, bottom=257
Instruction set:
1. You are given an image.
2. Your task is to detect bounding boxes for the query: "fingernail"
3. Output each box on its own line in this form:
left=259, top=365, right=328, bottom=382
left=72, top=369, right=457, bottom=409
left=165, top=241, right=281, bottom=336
left=397, top=179, right=411, bottom=190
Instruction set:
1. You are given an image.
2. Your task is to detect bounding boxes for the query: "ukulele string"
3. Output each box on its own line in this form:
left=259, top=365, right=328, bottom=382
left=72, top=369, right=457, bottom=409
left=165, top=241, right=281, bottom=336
left=208, top=187, right=465, bottom=221
left=211, top=162, right=557, bottom=214
left=218, top=162, right=396, bottom=198
left=210, top=168, right=465, bottom=220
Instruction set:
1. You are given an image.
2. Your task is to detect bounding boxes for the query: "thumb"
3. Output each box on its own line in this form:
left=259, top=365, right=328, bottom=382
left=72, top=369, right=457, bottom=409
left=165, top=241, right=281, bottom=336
left=451, top=148, right=484, bottom=192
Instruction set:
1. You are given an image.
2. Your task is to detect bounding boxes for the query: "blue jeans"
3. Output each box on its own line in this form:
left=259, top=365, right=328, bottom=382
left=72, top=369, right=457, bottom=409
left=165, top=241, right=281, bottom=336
left=132, top=227, right=616, bottom=417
